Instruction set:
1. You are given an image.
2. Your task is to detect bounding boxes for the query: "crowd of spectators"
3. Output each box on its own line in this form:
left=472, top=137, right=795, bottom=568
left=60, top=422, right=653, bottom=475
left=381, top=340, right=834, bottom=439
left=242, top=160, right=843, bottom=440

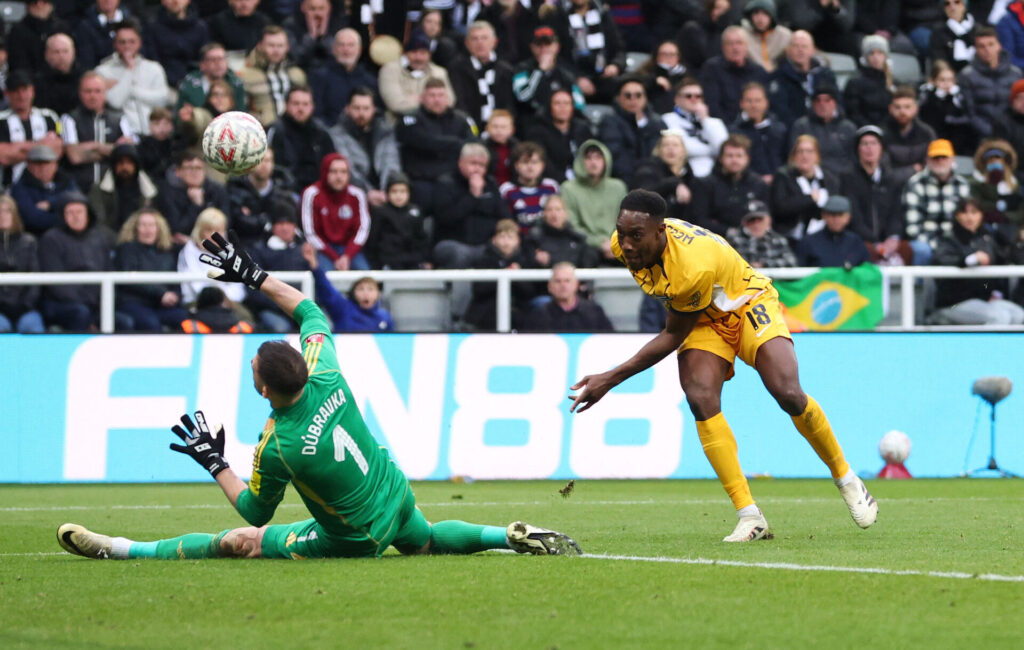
left=3, top=0, right=1024, bottom=333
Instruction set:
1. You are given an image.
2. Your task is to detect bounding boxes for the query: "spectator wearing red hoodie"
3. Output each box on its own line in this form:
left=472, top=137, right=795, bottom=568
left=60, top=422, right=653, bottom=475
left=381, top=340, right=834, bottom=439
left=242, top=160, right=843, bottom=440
left=301, top=153, right=372, bottom=271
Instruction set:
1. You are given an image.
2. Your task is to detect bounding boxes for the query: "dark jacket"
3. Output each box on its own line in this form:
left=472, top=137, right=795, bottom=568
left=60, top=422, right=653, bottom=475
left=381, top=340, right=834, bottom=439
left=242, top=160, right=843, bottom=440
left=597, top=103, right=666, bottom=180
left=395, top=106, right=476, bottom=181
left=643, top=63, right=690, bottom=115
left=523, top=115, right=595, bottom=183
left=901, top=0, right=945, bottom=30
left=629, top=157, right=698, bottom=221
left=137, top=135, right=174, bottom=182
left=520, top=297, right=614, bottom=332
left=797, top=228, right=870, bottom=267
left=267, top=113, right=336, bottom=190
left=449, top=54, right=517, bottom=126
left=113, top=240, right=180, bottom=307
left=919, top=83, right=978, bottom=157
left=32, top=64, right=83, bottom=115
left=282, top=11, right=348, bottom=70
left=207, top=8, right=271, bottom=53
left=37, top=211, right=114, bottom=307
left=882, top=115, right=937, bottom=178
left=932, top=221, right=1012, bottom=307
left=769, top=56, right=839, bottom=129
left=366, top=202, right=432, bottom=270
left=522, top=219, right=601, bottom=269
left=691, top=168, right=771, bottom=235
left=699, top=56, right=770, bottom=123
left=929, top=19, right=977, bottom=73
left=142, top=8, right=210, bottom=87
left=0, top=231, right=40, bottom=320
left=225, top=171, right=297, bottom=246
left=769, top=164, right=842, bottom=236
left=309, top=60, right=379, bottom=123
left=960, top=52, right=1024, bottom=138
left=72, top=6, right=125, bottom=70
left=155, top=178, right=231, bottom=238
left=729, top=112, right=789, bottom=176
left=839, top=164, right=906, bottom=243
left=433, top=175, right=513, bottom=245
left=842, top=66, right=892, bottom=128
left=6, top=13, right=71, bottom=74
left=465, top=241, right=532, bottom=331
left=10, top=171, right=81, bottom=236
left=789, top=110, right=859, bottom=177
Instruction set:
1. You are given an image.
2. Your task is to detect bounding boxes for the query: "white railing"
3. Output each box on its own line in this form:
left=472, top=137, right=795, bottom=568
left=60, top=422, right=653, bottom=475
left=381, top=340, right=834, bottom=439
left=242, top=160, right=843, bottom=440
left=3, top=266, right=1024, bottom=332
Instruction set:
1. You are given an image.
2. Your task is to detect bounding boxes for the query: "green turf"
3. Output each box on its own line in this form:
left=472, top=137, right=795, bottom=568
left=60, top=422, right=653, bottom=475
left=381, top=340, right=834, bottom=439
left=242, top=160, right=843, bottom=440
left=2, top=479, right=1022, bottom=649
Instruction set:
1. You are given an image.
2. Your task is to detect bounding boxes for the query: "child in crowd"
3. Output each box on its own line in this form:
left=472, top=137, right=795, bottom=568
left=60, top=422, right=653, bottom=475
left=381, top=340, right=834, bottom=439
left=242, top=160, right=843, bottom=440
left=368, top=173, right=433, bottom=270
left=301, top=244, right=395, bottom=332
left=918, top=60, right=976, bottom=158
left=482, top=110, right=518, bottom=186
left=464, top=218, right=531, bottom=331
left=500, top=142, right=560, bottom=232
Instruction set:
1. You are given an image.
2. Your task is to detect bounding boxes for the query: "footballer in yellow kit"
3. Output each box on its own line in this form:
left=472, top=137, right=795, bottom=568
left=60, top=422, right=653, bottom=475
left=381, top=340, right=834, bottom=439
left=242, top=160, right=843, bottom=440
left=571, top=190, right=878, bottom=543
left=611, top=217, right=791, bottom=371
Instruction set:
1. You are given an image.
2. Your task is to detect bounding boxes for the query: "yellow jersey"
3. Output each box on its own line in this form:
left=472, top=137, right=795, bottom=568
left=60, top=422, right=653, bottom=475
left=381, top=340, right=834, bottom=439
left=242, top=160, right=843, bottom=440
left=611, top=218, right=775, bottom=323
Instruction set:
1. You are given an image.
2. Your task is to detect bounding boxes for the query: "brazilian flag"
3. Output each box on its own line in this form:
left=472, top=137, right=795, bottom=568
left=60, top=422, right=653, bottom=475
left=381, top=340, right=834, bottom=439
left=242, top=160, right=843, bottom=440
left=774, top=264, right=884, bottom=331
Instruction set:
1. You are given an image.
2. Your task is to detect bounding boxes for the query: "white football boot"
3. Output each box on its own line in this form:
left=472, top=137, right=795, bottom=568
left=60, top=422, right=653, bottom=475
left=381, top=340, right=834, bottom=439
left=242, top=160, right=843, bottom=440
left=838, top=475, right=878, bottom=528
left=723, top=510, right=773, bottom=542
left=57, top=523, right=114, bottom=559
left=506, top=521, right=582, bottom=556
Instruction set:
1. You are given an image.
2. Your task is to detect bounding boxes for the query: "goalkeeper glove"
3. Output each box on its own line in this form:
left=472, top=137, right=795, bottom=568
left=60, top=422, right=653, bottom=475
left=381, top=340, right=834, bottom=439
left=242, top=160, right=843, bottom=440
left=170, top=411, right=230, bottom=477
left=199, top=230, right=267, bottom=290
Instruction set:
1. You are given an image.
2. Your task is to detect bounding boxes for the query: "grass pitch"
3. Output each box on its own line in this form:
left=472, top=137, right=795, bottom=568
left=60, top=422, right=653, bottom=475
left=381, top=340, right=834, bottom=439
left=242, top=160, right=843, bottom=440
left=2, top=479, right=1022, bottom=649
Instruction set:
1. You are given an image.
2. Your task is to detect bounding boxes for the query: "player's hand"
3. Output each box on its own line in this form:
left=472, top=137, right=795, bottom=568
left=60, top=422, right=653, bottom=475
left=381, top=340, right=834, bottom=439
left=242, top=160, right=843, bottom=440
left=569, top=372, right=616, bottom=413
left=169, top=411, right=230, bottom=477
left=199, top=230, right=268, bottom=290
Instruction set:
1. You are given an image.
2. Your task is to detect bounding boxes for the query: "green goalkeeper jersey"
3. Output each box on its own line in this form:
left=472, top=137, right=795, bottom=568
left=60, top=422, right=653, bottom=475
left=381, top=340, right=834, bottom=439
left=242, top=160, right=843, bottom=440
left=236, top=300, right=409, bottom=540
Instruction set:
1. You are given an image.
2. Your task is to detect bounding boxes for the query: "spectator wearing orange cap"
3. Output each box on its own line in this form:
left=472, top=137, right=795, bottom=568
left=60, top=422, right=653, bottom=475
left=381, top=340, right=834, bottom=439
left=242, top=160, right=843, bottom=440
left=901, top=138, right=971, bottom=264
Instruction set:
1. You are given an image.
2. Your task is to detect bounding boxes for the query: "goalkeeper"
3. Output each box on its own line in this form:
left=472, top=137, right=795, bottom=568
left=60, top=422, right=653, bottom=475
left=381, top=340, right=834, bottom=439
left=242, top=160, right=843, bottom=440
left=58, top=231, right=580, bottom=560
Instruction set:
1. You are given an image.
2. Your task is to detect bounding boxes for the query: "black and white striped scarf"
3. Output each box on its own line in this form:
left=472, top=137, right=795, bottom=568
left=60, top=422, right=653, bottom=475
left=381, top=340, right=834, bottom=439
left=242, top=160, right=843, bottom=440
left=265, top=62, right=291, bottom=117
left=568, top=8, right=606, bottom=73
left=471, top=53, right=498, bottom=122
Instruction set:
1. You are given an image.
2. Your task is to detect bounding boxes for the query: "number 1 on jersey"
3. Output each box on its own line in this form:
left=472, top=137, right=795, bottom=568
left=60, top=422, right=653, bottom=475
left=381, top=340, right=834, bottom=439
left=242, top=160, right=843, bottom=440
left=332, top=425, right=369, bottom=475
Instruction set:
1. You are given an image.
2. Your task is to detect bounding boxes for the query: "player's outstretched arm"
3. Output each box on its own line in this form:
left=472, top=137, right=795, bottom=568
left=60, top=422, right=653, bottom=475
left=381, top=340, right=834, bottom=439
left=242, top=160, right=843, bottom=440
left=199, top=230, right=305, bottom=318
left=169, top=411, right=248, bottom=507
left=569, top=308, right=700, bottom=413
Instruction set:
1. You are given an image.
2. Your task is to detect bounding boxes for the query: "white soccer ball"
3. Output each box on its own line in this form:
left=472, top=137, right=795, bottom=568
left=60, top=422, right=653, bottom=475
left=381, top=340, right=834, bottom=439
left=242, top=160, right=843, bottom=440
left=878, top=430, right=912, bottom=464
left=201, top=111, right=267, bottom=175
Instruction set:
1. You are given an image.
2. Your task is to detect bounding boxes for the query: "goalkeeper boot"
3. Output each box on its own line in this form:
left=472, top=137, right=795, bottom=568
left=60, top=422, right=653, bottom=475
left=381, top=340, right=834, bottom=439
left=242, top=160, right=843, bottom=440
left=723, top=509, right=773, bottom=542
left=838, top=475, right=878, bottom=528
left=506, top=521, right=582, bottom=556
left=57, top=523, right=114, bottom=559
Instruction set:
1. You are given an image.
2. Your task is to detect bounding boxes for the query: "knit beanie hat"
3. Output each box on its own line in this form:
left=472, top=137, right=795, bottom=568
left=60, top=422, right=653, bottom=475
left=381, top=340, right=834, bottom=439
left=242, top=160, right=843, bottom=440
left=861, top=35, right=889, bottom=58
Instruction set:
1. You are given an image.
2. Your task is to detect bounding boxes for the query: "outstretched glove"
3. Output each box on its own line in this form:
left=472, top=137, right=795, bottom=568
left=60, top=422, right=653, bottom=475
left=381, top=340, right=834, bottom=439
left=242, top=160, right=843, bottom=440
left=170, top=411, right=230, bottom=477
left=199, top=230, right=267, bottom=290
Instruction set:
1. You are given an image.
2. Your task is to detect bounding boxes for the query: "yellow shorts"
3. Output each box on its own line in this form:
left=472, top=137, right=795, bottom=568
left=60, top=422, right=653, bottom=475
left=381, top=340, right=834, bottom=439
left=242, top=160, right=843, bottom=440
left=680, top=288, right=792, bottom=373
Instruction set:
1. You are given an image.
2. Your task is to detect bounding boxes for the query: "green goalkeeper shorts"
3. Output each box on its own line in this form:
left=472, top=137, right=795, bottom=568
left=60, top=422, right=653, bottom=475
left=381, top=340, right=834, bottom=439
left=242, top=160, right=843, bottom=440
left=260, top=486, right=432, bottom=559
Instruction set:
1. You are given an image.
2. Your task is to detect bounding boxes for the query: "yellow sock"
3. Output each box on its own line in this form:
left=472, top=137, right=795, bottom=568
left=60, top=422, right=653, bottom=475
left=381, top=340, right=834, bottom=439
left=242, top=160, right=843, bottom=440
left=791, top=395, right=850, bottom=480
left=696, top=412, right=754, bottom=511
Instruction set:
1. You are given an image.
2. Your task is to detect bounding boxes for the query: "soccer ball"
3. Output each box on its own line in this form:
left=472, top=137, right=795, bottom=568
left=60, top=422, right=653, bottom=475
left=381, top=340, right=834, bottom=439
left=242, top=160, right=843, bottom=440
left=201, top=111, right=267, bottom=175
left=878, top=430, right=912, bottom=464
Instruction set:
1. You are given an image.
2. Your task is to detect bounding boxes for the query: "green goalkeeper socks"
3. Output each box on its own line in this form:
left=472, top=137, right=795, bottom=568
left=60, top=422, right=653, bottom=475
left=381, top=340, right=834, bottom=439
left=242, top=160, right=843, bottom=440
left=429, top=521, right=509, bottom=554
left=129, top=533, right=223, bottom=559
